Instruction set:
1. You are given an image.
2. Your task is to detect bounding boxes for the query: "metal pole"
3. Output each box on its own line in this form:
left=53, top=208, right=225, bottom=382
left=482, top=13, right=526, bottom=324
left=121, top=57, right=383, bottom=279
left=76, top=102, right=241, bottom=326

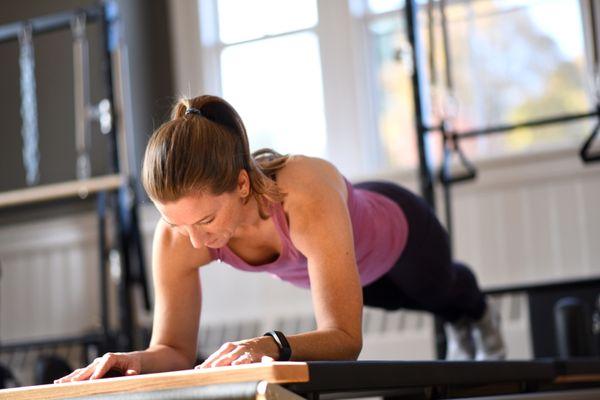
left=72, top=13, right=92, bottom=183
left=457, top=110, right=600, bottom=139
left=405, top=0, right=446, bottom=360
left=437, top=0, right=454, bottom=253
left=405, top=0, right=436, bottom=208
left=97, top=191, right=111, bottom=355
left=101, top=1, right=135, bottom=351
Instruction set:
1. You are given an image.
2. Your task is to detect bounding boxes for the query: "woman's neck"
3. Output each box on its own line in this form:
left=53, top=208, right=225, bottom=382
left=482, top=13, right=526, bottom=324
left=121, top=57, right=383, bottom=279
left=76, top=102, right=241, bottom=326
left=233, top=195, right=267, bottom=239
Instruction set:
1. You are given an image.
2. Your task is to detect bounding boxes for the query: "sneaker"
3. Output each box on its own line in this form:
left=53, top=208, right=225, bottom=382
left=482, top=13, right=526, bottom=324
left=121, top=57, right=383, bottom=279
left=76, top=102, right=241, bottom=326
left=472, top=302, right=506, bottom=360
left=444, top=318, right=476, bottom=360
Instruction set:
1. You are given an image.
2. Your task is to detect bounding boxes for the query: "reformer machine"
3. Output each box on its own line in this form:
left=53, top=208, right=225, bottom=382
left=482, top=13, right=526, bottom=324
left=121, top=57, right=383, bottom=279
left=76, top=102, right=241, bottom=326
left=0, top=1, right=151, bottom=387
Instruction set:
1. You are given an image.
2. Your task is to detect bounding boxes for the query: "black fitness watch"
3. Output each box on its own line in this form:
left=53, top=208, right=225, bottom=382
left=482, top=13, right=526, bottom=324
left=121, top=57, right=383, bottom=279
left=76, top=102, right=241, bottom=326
left=263, top=330, right=292, bottom=361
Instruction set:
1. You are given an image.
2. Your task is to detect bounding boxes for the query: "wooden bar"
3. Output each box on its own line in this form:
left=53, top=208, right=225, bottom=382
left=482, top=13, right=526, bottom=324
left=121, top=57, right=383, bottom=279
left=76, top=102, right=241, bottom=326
left=45, top=381, right=305, bottom=400
left=0, top=174, right=125, bottom=209
left=0, top=362, right=309, bottom=400
left=555, top=374, right=600, bottom=384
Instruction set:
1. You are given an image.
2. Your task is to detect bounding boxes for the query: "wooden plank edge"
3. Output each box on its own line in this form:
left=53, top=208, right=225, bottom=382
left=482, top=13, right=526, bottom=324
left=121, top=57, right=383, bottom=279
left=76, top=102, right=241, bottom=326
left=0, top=174, right=125, bottom=209
left=0, top=362, right=310, bottom=400
left=555, top=374, right=600, bottom=384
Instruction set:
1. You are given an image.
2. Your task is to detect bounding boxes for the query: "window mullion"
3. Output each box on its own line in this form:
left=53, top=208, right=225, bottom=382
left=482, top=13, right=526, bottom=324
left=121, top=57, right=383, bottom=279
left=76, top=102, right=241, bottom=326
left=167, top=0, right=206, bottom=96
left=317, top=0, right=374, bottom=177
left=199, top=0, right=223, bottom=95
left=355, top=5, right=388, bottom=173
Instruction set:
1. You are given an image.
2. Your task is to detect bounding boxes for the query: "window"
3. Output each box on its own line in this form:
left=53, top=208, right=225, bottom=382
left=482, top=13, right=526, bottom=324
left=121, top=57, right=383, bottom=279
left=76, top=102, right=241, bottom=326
left=195, top=0, right=597, bottom=177
left=363, top=0, right=595, bottom=167
left=360, top=1, right=421, bottom=169
left=201, top=0, right=327, bottom=158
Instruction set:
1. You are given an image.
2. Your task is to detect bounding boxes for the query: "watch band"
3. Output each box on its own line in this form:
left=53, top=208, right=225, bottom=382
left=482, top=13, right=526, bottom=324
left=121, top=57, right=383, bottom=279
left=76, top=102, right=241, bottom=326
left=263, top=330, right=292, bottom=361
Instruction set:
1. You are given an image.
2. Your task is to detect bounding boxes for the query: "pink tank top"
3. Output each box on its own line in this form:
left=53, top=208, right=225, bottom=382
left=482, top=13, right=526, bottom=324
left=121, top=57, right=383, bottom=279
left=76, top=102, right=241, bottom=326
left=208, top=179, right=408, bottom=289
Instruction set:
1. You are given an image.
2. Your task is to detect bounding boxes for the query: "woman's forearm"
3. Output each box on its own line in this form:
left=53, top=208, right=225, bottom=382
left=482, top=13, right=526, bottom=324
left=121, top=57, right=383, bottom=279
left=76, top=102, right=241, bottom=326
left=134, top=344, right=196, bottom=373
left=286, top=328, right=362, bottom=361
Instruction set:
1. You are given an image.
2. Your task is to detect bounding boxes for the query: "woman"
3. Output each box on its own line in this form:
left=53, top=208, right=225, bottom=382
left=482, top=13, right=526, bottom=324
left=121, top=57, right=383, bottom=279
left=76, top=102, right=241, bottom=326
left=56, top=95, right=504, bottom=383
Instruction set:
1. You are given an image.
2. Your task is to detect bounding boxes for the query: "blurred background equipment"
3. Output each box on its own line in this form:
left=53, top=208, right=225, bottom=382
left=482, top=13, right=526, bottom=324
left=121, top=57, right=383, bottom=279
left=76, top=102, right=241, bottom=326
left=0, top=1, right=155, bottom=386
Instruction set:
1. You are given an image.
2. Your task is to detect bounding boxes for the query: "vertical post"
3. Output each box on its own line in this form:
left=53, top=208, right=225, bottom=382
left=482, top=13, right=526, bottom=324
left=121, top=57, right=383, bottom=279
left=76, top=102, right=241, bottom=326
left=19, top=24, right=40, bottom=186
left=439, top=0, right=455, bottom=253
left=101, top=1, right=120, bottom=174
left=72, top=13, right=92, bottom=183
left=101, top=1, right=135, bottom=352
left=440, top=128, right=454, bottom=254
left=405, top=0, right=436, bottom=208
left=96, top=191, right=111, bottom=355
left=405, top=0, right=447, bottom=359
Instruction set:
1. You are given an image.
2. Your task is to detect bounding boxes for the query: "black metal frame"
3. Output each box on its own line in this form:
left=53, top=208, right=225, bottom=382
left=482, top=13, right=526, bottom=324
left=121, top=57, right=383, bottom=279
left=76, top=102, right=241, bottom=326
left=0, top=2, right=150, bottom=364
left=405, top=0, right=436, bottom=209
left=288, top=360, right=597, bottom=400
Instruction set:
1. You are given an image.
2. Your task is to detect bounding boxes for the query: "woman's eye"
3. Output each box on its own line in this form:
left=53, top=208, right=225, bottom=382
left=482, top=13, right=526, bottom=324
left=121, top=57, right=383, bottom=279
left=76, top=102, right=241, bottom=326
left=199, top=218, right=214, bottom=226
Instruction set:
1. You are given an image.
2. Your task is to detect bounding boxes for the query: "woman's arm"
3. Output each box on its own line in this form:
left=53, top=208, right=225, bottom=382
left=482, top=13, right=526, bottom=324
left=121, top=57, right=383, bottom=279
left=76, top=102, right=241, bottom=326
left=282, top=159, right=363, bottom=360
left=56, top=220, right=213, bottom=381
left=139, top=219, right=213, bottom=372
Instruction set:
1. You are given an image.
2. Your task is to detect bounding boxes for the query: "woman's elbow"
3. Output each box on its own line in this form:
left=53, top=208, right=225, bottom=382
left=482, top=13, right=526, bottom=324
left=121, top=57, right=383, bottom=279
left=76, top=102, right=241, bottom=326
left=340, top=331, right=363, bottom=360
left=349, top=338, right=363, bottom=360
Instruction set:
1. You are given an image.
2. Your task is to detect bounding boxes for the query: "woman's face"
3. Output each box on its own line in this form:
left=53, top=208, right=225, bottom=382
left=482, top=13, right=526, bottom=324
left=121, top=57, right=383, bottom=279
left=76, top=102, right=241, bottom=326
left=154, top=174, right=250, bottom=249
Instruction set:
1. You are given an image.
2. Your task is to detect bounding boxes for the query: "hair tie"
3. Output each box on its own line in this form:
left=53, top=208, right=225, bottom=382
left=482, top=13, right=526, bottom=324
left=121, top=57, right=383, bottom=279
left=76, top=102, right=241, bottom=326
left=185, top=107, right=203, bottom=117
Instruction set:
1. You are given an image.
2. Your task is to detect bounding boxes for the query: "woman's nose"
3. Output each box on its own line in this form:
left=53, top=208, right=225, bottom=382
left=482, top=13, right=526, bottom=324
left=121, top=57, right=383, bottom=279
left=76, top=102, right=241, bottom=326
left=186, top=225, right=207, bottom=248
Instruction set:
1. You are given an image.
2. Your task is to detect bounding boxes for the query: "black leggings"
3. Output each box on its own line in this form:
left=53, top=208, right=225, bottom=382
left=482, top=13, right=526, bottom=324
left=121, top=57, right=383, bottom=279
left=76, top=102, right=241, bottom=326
left=356, top=181, right=486, bottom=322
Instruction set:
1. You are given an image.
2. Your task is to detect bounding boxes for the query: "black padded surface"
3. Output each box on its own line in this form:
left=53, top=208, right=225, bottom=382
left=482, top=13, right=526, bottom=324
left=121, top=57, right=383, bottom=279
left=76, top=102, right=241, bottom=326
left=287, top=360, right=556, bottom=393
left=554, top=358, right=600, bottom=376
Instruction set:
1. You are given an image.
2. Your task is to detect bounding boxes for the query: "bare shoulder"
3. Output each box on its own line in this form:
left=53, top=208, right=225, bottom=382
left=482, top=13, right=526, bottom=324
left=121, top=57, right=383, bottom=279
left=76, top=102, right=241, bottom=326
left=276, top=155, right=347, bottom=202
left=153, top=219, right=213, bottom=276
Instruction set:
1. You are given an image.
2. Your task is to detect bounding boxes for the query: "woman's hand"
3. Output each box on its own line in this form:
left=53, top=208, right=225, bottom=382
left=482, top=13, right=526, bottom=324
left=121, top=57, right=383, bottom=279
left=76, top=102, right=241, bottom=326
left=54, top=352, right=142, bottom=383
left=196, top=336, right=279, bottom=369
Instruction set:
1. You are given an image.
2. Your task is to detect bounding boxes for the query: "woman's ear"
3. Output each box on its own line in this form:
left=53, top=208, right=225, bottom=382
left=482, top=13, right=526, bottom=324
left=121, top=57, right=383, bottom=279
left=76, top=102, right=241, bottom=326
left=238, top=169, right=250, bottom=197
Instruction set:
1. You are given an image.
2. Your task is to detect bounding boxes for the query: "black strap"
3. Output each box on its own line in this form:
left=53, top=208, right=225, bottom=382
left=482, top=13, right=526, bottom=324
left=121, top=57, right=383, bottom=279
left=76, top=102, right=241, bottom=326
left=263, top=330, right=292, bottom=361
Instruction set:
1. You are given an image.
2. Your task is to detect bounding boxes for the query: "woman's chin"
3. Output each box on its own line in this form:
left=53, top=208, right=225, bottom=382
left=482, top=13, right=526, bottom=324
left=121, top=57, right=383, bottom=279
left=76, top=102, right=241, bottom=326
left=204, top=238, right=226, bottom=248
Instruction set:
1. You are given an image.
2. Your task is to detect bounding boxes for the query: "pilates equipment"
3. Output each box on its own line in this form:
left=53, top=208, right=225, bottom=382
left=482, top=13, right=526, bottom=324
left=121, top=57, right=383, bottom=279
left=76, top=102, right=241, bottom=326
left=0, top=1, right=151, bottom=384
left=2, top=360, right=600, bottom=399
left=18, top=23, right=39, bottom=186
left=554, top=297, right=595, bottom=358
